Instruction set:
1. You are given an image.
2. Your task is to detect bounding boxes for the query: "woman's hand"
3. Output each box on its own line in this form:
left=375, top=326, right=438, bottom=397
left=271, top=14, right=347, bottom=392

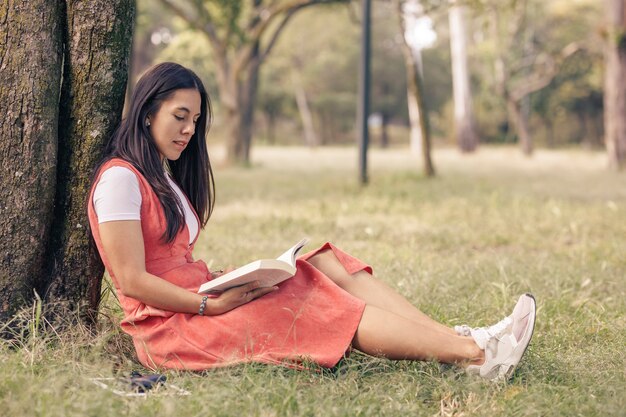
left=206, top=281, right=278, bottom=315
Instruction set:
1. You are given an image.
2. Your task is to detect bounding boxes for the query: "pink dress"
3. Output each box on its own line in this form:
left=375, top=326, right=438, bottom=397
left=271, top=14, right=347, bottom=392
left=87, top=158, right=368, bottom=371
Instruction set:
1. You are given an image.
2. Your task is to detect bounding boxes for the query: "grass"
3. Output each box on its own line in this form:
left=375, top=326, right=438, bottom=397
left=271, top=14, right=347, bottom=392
left=1, top=145, right=625, bottom=416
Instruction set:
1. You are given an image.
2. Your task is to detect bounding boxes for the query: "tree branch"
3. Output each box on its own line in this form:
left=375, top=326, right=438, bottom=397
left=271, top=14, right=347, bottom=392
left=259, top=8, right=298, bottom=63
left=157, top=0, right=235, bottom=105
left=231, top=0, right=348, bottom=79
left=509, top=42, right=582, bottom=102
left=157, top=0, right=222, bottom=52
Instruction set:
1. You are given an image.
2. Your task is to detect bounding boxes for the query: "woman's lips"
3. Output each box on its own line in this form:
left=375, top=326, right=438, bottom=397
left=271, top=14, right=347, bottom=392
left=173, top=140, right=187, bottom=150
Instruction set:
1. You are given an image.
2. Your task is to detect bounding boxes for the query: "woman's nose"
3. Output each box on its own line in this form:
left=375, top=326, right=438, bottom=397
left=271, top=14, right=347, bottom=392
left=182, top=123, right=195, bottom=136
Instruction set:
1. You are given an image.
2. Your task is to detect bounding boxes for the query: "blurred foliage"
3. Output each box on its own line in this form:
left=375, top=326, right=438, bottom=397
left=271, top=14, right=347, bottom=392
left=468, top=0, right=603, bottom=146
left=135, top=0, right=604, bottom=148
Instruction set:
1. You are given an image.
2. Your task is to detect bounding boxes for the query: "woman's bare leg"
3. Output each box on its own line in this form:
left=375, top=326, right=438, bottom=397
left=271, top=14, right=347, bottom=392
left=307, top=249, right=457, bottom=335
left=353, top=305, right=483, bottom=364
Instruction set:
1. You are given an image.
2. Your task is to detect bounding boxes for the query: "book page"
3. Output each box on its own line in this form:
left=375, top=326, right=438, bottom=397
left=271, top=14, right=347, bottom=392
left=198, top=238, right=310, bottom=294
left=275, top=237, right=310, bottom=267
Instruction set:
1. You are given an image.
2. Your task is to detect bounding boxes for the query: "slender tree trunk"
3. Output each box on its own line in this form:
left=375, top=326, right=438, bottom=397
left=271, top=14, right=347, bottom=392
left=404, top=47, right=435, bottom=176
left=604, top=0, right=626, bottom=170
left=407, top=83, right=423, bottom=154
left=292, top=69, right=319, bottom=147
left=399, top=0, right=435, bottom=177
left=545, top=118, right=555, bottom=148
left=41, top=1, right=135, bottom=319
left=236, top=41, right=261, bottom=164
left=266, top=113, right=277, bottom=145
left=380, top=113, right=390, bottom=148
left=491, top=8, right=532, bottom=155
left=226, top=105, right=244, bottom=163
left=508, top=98, right=533, bottom=155
left=0, top=0, right=63, bottom=323
left=449, top=1, right=477, bottom=152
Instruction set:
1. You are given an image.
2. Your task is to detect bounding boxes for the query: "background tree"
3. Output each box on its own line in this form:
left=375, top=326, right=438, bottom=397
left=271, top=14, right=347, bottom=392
left=371, top=2, right=410, bottom=149
left=139, top=0, right=604, bottom=157
left=0, top=0, right=134, bottom=324
left=260, top=6, right=360, bottom=145
left=448, top=0, right=477, bottom=152
left=398, top=0, right=436, bottom=176
left=603, top=0, right=626, bottom=169
left=157, top=0, right=349, bottom=165
left=468, top=0, right=596, bottom=155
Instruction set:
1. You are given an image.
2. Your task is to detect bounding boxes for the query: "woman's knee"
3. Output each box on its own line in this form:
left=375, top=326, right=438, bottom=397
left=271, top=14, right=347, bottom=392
left=307, top=249, right=352, bottom=287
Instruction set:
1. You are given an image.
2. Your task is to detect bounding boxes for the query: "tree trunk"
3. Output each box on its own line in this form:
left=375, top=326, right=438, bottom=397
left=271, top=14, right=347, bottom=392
left=380, top=113, right=390, bottom=148
left=404, top=47, right=435, bottom=176
left=226, top=106, right=245, bottom=163
left=604, top=0, right=626, bottom=170
left=545, top=118, right=555, bottom=148
left=0, top=0, right=63, bottom=323
left=448, top=2, right=477, bottom=152
left=266, top=113, right=277, bottom=145
left=508, top=98, right=533, bottom=155
left=40, top=1, right=134, bottom=319
left=407, top=83, right=423, bottom=154
left=292, top=69, right=319, bottom=147
left=234, top=41, right=261, bottom=164
left=398, top=1, right=435, bottom=177
left=398, top=0, right=434, bottom=175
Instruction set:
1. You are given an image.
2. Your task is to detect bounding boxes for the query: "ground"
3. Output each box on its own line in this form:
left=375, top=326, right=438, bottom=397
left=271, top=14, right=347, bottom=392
left=1, top=146, right=624, bottom=416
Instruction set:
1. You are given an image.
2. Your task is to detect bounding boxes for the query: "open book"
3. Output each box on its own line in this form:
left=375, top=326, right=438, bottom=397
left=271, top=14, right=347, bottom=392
left=198, top=238, right=310, bottom=294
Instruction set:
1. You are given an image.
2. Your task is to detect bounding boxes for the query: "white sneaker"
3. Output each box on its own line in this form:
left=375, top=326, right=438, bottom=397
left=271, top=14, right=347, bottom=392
left=455, top=316, right=512, bottom=350
left=466, top=294, right=536, bottom=381
left=454, top=293, right=530, bottom=348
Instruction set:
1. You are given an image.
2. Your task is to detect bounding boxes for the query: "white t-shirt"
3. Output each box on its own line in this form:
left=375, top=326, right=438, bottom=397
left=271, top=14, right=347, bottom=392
left=93, top=166, right=199, bottom=245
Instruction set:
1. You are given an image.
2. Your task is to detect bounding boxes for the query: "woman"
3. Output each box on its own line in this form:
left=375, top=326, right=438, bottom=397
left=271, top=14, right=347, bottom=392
left=87, top=62, right=536, bottom=381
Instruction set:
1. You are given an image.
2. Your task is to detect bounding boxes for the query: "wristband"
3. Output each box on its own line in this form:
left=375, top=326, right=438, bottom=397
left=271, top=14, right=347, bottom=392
left=198, top=295, right=209, bottom=316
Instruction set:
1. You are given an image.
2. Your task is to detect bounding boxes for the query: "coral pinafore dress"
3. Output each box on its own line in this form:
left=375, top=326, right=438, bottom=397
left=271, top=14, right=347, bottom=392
left=87, top=158, right=368, bottom=370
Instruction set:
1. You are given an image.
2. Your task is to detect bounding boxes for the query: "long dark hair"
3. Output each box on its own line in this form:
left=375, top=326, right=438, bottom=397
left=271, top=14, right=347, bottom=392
left=93, top=62, right=215, bottom=244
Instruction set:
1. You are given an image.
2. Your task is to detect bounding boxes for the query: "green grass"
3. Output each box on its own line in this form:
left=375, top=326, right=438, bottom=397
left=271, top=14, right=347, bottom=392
left=2, top=146, right=625, bottom=416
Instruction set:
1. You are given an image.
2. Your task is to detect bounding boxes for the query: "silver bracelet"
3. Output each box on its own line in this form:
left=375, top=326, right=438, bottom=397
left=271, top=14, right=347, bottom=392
left=198, top=295, right=209, bottom=316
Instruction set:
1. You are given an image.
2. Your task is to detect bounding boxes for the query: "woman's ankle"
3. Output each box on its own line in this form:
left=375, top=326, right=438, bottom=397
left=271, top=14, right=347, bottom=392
left=465, top=338, right=485, bottom=366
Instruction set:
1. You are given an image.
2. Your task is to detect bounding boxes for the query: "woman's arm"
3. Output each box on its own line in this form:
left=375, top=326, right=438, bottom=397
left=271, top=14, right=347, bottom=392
left=98, top=220, right=276, bottom=315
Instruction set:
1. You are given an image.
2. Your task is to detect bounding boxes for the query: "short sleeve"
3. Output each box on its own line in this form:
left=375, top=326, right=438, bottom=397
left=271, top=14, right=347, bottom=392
left=93, top=166, right=142, bottom=223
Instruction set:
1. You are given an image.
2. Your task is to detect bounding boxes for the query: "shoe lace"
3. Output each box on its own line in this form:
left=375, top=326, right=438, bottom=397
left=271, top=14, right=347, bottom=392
left=486, top=316, right=513, bottom=339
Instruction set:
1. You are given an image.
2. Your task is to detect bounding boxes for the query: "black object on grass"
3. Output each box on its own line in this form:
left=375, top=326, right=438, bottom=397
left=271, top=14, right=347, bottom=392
left=128, top=371, right=167, bottom=393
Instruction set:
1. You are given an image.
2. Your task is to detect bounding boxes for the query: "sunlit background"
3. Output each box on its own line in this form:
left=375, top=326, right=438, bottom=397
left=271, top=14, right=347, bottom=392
left=130, top=0, right=604, bottom=157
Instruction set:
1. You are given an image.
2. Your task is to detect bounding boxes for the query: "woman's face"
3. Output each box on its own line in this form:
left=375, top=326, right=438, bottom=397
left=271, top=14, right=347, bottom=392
left=148, top=88, right=201, bottom=161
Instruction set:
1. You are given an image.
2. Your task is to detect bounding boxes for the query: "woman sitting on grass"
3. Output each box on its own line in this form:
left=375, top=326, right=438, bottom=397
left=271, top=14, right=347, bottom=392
left=87, top=62, right=536, bottom=381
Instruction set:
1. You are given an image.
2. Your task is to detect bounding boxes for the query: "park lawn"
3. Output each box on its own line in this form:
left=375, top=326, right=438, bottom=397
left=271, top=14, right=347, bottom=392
left=1, top=146, right=624, bottom=416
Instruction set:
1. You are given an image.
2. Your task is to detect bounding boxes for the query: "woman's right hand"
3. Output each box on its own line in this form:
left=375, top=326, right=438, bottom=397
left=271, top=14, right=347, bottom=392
left=206, top=281, right=278, bottom=315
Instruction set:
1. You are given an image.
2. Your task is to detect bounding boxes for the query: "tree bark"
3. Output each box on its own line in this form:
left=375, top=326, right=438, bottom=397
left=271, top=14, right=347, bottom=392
left=0, top=0, right=63, bottom=323
left=41, top=0, right=135, bottom=319
left=604, top=0, right=626, bottom=170
left=449, top=2, right=477, bottom=153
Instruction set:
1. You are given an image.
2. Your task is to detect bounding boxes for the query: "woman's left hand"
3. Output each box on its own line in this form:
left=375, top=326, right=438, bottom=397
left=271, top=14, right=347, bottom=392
left=204, top=281, right=278, bottom=315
